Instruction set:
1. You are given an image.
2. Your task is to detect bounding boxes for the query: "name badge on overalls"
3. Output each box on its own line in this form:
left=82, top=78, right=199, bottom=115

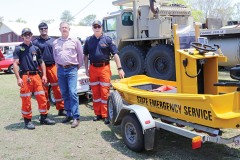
left=32, top=52, right=37, bottom=61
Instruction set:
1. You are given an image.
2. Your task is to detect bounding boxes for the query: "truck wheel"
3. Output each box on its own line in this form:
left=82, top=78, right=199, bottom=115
left=8, top=64, right=14, bottom=74
left=121, top=114, right=144, bottom=152
left=107, top=91, right=123, bottom=125
left=145, top=44, right=176, bottom=81
left=119, top=45, right=145, bottom=77
left=48, top=86, right=56, bottom=105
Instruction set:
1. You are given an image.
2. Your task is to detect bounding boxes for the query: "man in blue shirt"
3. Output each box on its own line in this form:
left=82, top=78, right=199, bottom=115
left=84, top=20, right=125, bottom=124
left=33, top=22, right=65, bottom=116
left=13, top=28, right=55, bottom=129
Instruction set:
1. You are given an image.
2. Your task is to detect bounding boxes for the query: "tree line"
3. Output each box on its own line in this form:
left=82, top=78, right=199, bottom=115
left=0, top=0, right=239, bottom=26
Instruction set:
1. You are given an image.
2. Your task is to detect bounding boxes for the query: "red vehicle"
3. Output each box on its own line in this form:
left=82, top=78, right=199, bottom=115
left=0, top=51, right=14, bottom=74
left=0, top=42, right=21, bottom=74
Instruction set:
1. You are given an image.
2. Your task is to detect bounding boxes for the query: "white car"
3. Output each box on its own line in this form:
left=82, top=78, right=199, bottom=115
left=49, top=66, right=91, bottom=104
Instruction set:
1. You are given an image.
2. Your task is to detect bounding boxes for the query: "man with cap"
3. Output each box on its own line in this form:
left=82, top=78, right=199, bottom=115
left=13, top=27, right=56, bottom=129
left=83, top=20, right=125, bottom=124
left=32, top=22, right=65, bottom=116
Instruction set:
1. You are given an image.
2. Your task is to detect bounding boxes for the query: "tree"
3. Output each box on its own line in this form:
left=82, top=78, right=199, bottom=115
left=41, top=19, right=55, bottom=24
left=171, top=0, right=203, bottom=22
left=78, top=14, right=96, bottom=26
left=60, top=10, right=75, bottom=24
left=232, top=2, right=240, bottom=21
left=189, top=0, right=234, bottom=23
left=0, top=17, right=4, bottom=22
left=16, top=18, right=27, bottom=23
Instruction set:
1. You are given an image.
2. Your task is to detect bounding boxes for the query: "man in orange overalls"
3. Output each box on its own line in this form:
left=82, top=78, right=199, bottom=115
left=84, top=20, right=125, bottom=124
left=13, top=28, right=55, bottom=130
left=33, top=22, right=65, bottom=116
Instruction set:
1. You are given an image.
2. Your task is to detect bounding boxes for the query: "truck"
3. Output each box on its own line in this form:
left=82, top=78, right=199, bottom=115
left=103, top=0, right=193, bottom=81
left=103, top=0, right=240, bottom=80
left=200, top=26, right=240, bottom=67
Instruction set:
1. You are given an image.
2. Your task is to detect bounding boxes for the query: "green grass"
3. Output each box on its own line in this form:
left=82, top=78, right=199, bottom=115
left=0, top=69, right=240, bottom=159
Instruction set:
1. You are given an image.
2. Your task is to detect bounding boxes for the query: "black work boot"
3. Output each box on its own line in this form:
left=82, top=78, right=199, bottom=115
left=93, top=115, right=103, bottom=121
left=40, top=114, right=56, bottom=125
left=58, top=109, right=67, bottom=116
left=104, top=118, right=110, bottom=125
left=24, top=118, right=35, bottom=130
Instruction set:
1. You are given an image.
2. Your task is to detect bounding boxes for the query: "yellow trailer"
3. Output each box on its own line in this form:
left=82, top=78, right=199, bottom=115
left=107, top=24, right=240, bottom=152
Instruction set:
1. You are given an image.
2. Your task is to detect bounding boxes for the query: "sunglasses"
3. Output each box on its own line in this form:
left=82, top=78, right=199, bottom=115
left=40, top=27, right=48, bottom=30
left=23, top=33, right=32, bottom=37
left=93, top=25, right=101, bottom=29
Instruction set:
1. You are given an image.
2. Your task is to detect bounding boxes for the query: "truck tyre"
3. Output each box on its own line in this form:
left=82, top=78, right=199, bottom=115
left=119, top=45, right=145, bottom=77
left=121, top=113, right=144, bottom=152
left=145, top=44, right=176, bottom=81
left=107, top=91, right=123, bottom=125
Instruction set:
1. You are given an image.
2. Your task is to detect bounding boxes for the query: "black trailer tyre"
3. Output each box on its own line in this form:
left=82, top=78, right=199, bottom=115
left=48, top=86, right=56, bottom=105
left=145, top=44, right=176, bottom=81
left=121, top=114, right=144, bottom=152
left=8, top=64, right=14, bottom=74
left=119, top=45, right=145, bottom=77
left=107, top=91, right=123, bottom=125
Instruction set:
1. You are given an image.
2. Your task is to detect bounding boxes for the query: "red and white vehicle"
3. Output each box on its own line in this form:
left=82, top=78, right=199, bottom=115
left=0, top=42, right=21, bottom=74
left=0, top=51, right=14, bottom=74
left=49, top=66, right=91, bottom=104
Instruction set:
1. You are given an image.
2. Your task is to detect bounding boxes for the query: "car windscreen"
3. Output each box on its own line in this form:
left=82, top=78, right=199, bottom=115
left=5, top=54, right=13, bottom=59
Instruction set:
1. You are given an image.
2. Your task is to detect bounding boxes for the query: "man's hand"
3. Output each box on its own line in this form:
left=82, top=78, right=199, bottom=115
left=42, top=76, right=47, bottom=84
left=85, top=69, right=89, bottom=77
left=118, top=69, right=125, bottom=79
left=17, top=78, right=23, bottom=87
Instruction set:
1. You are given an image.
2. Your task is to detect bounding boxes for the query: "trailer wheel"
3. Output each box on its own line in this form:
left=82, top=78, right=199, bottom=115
left=107, top=91, right=123, bottom=125
left=119, top=45, right=145, bottom=77
left=8, top=64, right=14, bottom=74
left=121, top=114, right=144, bottom=152
left=48, top=86, right=56, bottom=105
left=145, top=44, right=176, bottom=81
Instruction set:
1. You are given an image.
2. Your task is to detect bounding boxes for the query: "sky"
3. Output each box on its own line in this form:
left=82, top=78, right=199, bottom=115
left=1, top=0, right=240, bottom=25
left=1, top=0, right=119, bottom=24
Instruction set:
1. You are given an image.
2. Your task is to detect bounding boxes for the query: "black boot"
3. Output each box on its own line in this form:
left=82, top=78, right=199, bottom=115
left=104, top=118, right=110, bottom=125
left=40, top=114, right=56, bottom=125
left=24, top=118, right=35, bottom=130
left=58, top=109, right=67, bottom=116
left=93, top=115, right=103, bottom=121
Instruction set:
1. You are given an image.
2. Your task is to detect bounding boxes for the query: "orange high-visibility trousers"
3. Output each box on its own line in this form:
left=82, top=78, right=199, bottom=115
left=20, top=74, right=48, bottom=119
left=40, top=65, right=64, bottom=110
left=89, top=64, right=111, bottom=118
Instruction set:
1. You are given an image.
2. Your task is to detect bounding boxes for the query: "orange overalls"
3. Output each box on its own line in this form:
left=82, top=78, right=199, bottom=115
left=20, top=72, right=48, bottom=119
left=89, top=64, right=111, bottom=118
left=39, top=64, right=64, bottom=110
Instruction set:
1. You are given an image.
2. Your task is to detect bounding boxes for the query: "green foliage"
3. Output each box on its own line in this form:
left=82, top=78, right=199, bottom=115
left=79, top=14, right=96, bottom=26
left=16, top=18, right=27, bottom=24
left=171, top=0, right=203, bottom=22
left=40, top=19, right=55, bottom=24
left=60, top=10, right=75, bottom=24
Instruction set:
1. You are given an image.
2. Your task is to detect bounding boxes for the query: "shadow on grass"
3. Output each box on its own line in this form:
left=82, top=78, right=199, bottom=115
left=0, top=72, right=13, bottom=76
left=4, top=113, right=94, bottom=131
left=101, top=125, right=240, bottom=160
left=4, top=115, right=46, bottom=131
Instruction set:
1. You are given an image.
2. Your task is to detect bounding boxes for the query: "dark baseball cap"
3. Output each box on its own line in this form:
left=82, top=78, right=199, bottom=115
left=21, top=27, right=32, bottom=35
left=92, top=20, right=102, bottom=26
left=38, top=22, right=48, bottom=29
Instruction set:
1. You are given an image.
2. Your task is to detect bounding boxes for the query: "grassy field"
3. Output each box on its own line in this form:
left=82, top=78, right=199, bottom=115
left=1, top=64, right=240, bottom=160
